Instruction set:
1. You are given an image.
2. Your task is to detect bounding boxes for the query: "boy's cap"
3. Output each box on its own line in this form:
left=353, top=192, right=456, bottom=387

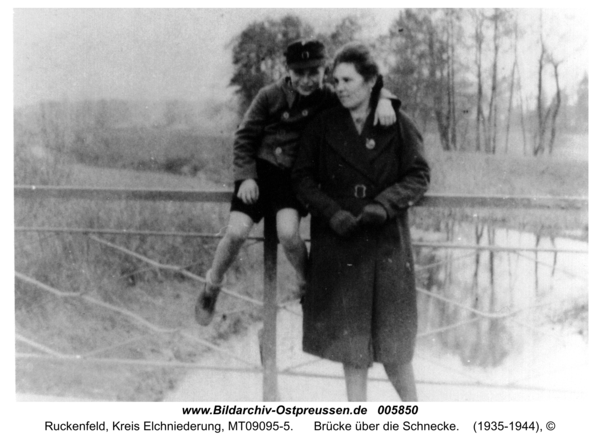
left=285, top=39, right=326, bottom=69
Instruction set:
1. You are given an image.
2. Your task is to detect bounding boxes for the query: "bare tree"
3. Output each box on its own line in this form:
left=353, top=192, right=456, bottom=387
left=473, top=10, right=486, bottom=153
left=386, top=9, right=468, bottom=151
left=482, top=9, right=514, bottom=155
left=385, top=10, right=436, bottom=129
left=504, top=17, right=519, bottom=154
left=548, top=58, right=562, bottom=155
left=445, top=9, right=458, bottom=150
left=533, top=11, right=563, bottom=156
left=503, top=11, right=533, bottom=156
left=516, top=55, right=529, bottom=156
left=486, top=9, right=502, bottom=154
left=533, top=21, right=548, bottom=156
left=428, top=9, right=464, bottom=151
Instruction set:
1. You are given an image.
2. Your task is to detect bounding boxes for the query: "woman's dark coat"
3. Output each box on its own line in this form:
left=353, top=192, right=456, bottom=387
left=292, top=106, right=430, bottom=368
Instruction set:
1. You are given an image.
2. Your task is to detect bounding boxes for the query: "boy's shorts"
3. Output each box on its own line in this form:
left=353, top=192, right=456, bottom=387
left=230, top=159, right=308, bottom=224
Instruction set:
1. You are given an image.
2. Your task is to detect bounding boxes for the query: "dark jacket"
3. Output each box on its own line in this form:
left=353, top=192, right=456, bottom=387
left=292, top=106, right=430, bottom=367
left=233, top=77, right=338, bottom=181
left=232, top=77, right=399, bottom=182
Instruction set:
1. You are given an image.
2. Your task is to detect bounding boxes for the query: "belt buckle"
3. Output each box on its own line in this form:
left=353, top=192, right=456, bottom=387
left=354, top=184, right=367, bottom=199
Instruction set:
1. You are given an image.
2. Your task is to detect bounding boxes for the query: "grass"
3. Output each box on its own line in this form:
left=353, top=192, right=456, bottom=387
left=69, top=127, right=234, bottom=186
left=15, top=195, right=269, bottom=400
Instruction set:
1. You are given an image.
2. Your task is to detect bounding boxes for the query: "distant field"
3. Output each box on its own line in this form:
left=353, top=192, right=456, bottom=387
left=61, top=137, right=588, bottom=199
left=16, top=120, right=588, bottom=197
left=425, top=148, right=588, bottom=198
left=67, top=163, right=228, bottom=191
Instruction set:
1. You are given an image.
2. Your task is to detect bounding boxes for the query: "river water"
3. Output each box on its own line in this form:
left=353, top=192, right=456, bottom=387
left=411, top=223, right=588, bottom=396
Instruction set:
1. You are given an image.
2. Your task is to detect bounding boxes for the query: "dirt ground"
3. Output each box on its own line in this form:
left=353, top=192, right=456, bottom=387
left=17, top=303, right=589, bottom=403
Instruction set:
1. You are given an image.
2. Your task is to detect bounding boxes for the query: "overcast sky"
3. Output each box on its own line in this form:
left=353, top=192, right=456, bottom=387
left=13, top=8, right=588, bottom=108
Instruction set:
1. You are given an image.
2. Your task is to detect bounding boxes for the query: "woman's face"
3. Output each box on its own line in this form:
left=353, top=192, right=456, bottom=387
left=333, top=62, right=376, bottom=111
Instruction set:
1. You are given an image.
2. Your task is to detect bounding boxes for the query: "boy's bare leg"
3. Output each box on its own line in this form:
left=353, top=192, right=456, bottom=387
left=275, top=208, right=308, bottom=293
left=383, top=362, right=418, bottom=402
left=210, top=211, right=255, bottom=284
left=343, top=364, right=368, bottom=402
left=196, top=211, right=254, bottom=325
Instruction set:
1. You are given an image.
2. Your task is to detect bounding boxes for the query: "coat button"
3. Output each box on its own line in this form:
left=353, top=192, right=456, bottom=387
left=275, top=147, right=283, bottom=156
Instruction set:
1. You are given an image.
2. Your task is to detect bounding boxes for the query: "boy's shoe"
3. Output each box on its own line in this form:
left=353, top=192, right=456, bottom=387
left=195, top=270, right=222, bottom=326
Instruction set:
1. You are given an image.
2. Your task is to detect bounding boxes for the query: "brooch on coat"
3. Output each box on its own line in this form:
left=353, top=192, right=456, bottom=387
left=365, top=138, right=376, bottom=150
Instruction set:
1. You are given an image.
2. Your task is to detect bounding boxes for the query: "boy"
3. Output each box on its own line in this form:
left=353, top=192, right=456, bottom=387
left=196, top=39, right=397, bottom=325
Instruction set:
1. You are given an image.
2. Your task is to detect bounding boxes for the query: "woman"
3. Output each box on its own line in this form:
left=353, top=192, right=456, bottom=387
left=292, top=42, right=430, bottom=401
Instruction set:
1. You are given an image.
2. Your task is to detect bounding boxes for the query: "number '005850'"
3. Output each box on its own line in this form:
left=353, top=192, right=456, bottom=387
left=377, top=405, right=418, bottom=415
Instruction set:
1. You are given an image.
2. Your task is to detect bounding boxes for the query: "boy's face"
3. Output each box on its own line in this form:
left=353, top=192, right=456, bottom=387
left=289, top=66, right=326, bottom=96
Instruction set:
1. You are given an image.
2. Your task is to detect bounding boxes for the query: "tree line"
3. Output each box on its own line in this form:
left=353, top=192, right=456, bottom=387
left=229, top=9, right=588, bottom=156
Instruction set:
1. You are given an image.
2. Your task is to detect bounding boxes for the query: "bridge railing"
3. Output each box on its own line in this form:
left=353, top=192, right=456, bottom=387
left=14, top=185, right=588, bottom=401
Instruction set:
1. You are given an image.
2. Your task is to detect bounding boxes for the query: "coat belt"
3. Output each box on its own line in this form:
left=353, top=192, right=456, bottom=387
left=323, top=184, right=374, bottom=199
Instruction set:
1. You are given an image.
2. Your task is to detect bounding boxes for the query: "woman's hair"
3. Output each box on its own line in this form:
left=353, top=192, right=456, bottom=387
left=332, top=42, right=380, bottom=83
left=333, top=41, right=383, bottom=108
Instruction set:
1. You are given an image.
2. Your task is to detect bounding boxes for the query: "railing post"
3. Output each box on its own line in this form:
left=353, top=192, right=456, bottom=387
left=262, top=214, right=280, bottom=401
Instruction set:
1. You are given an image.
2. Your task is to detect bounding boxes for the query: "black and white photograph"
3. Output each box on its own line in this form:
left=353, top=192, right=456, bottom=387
left=12, top=6, right=589, bottom=404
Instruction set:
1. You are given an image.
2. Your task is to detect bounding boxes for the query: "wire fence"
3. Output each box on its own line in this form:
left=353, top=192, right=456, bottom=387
left=14, top=185, right=588, bottom=401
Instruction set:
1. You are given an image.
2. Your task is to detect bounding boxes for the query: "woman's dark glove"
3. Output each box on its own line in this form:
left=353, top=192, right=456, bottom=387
left=329, top=210, right=359, bottom=237
left=358, top=203, right=388, bottom=226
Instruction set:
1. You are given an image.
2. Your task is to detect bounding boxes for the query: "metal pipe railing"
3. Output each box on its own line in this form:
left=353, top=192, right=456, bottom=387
left=14, top=185, right=588, bottom=210
left=14, top=185, right=588, bottom=401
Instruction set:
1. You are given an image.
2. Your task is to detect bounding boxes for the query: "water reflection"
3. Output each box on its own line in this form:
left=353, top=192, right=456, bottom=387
left=414, top=221, right=588, bottom=369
